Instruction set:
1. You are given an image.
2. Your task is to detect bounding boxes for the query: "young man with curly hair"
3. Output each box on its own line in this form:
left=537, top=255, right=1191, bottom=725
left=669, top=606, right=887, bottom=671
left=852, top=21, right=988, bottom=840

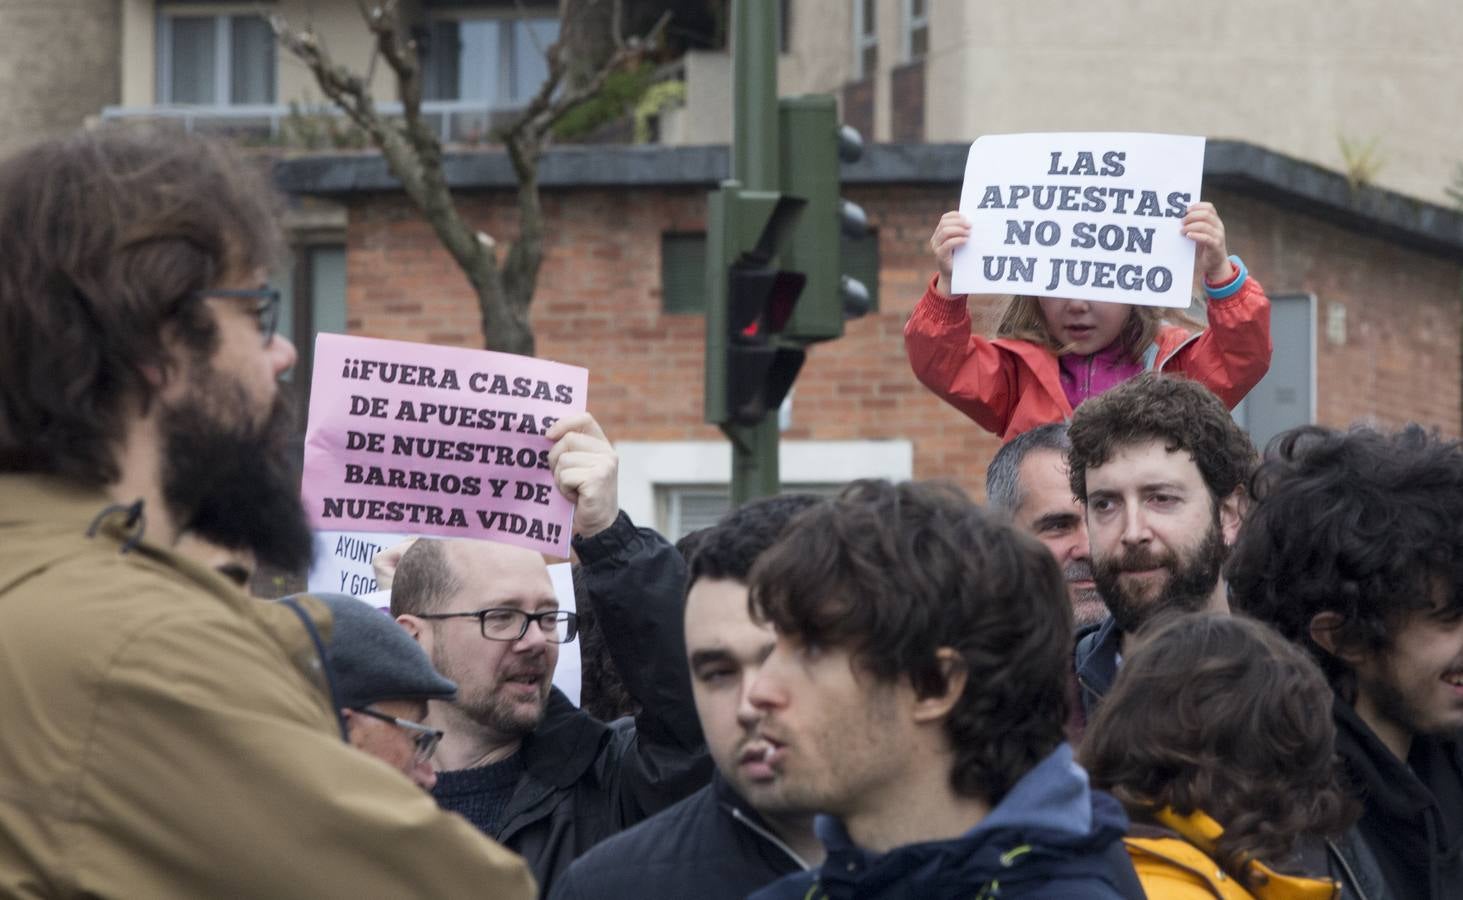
left=1065, top=373, right=1257, bottom=718
left=1228, top=425, right=1463, bottom=899
left=741, top=480, right=1144, bottom=899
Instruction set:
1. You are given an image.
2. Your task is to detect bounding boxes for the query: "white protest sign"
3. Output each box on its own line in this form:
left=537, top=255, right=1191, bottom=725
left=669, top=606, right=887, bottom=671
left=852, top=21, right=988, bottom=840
left=547, top=563, right=581, bottom=707
left=951, top=133, right=1206, bottom=308
left=309, top=530, right=415, bottom=597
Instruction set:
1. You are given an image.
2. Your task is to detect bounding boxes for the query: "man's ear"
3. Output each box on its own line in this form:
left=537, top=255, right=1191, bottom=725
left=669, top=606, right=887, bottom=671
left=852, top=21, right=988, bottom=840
left=1219, top=486, right=1247, bottom=546
left=396, top=614, right=426, bottom=646
left=912, top=648, right=969, bottom=725
left=1309, top=611, right=1364, bottom=665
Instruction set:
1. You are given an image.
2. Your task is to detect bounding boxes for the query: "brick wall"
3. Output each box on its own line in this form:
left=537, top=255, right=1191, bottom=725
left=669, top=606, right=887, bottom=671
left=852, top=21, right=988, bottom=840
left=339, top=182, right=1462, bottom=500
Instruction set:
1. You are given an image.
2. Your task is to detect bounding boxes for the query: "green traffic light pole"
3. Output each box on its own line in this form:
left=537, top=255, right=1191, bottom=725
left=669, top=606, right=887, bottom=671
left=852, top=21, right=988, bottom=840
left=726, top=0, right=780, bottom=507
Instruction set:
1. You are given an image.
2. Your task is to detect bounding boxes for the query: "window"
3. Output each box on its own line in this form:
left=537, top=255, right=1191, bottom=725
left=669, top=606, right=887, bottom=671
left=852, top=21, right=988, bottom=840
left=279, top=243, right=348, bottom=396
left=903, top=0, right=929, bottom=61
left=617, top=440, right=915, bottom=541
left=157, top=13, right=276, bottom=105
left=853, top=0, right=878, bottom=80
left=660, top=230, right=879, bottom=315
left=660, top=484, right=846, bottom=542
left=423, top=15, right=560, bottom=106
left=779, top=0, right=792, bottom=54
left=661, top=233, right=708, bottom=314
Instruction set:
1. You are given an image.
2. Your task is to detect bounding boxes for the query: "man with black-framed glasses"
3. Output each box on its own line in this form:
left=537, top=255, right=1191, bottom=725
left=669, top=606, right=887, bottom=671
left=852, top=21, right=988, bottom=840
left=392, top=412, right=710, bottom=896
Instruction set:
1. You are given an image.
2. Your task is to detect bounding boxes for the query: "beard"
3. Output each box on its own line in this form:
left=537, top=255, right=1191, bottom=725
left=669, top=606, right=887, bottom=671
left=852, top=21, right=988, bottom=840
left=432, top=633, right=552, bottom=740
left=1093, top=513, right=1227, bottom=634
left=160, top=374, right=313, bottom=574
left=1064, top=559, right=1109, bottom=630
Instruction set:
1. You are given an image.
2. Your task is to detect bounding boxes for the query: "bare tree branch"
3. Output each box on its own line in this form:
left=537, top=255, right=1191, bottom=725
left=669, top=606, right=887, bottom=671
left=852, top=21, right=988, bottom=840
left=273, top=1, right=672, bottom=357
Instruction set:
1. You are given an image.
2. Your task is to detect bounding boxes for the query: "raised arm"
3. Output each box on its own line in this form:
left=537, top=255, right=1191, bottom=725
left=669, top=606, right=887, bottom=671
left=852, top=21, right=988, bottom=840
left=548, top=413, right=710, bottom=821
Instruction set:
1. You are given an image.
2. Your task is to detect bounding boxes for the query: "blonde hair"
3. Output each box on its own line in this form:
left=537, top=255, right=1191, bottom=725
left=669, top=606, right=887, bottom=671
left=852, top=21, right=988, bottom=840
left=995, top=295, right=1203, bottom=362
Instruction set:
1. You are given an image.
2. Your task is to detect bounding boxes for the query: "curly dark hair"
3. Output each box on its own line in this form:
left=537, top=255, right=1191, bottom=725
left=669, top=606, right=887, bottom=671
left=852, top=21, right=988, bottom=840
left=1066, top=373, right=1256, bottom=503
left=687, top=493, right=825, bottom=587
left=0, top=126, right=284, bottom=486
left=1081, top=613, right=1357, bottom=888
left=748, top=479, right=1071, bottom=804
left=1227, top=425, right=1463, bottom=692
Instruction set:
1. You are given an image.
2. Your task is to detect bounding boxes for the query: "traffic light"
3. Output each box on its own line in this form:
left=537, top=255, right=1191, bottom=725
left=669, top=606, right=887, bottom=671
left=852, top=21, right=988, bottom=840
left=777, top=95, right=872, bottom=343
left=704, top=185, right=809, bottom=428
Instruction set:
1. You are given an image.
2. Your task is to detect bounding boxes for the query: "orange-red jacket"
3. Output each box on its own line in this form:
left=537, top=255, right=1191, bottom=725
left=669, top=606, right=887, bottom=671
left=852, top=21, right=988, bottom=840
left=903, top=274, right=1272, bottom=442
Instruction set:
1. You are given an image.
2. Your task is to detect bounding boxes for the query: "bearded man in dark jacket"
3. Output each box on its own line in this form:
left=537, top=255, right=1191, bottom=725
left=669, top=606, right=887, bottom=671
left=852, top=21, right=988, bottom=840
left=392, top=413, right=710, bottom=895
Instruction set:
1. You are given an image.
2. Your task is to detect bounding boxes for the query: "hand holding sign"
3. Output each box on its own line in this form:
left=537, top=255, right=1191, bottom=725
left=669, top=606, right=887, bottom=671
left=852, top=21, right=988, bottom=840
left=546, top=412, right=619, bottom=540
left=1181, top=201, right=1235, bottom=284
left=930, top=210, right=972, bottom=297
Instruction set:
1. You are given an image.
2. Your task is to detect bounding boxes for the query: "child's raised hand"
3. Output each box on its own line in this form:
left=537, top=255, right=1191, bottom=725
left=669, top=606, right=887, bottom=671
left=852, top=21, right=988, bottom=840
left=930, top=211, right=971, bottom=297
left=1183, top=202, right=1237, bottom=285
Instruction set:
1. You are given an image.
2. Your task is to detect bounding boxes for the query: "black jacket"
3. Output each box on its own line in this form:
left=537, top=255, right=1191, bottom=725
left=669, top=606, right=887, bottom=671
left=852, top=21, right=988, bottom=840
left=1073, top=615, right=1121, bottom=721
left=548, top=772, right=809, bottom=900
left=436, top=512, right=712, bottom=895
left=1334, top=699, right=1463, bottom=899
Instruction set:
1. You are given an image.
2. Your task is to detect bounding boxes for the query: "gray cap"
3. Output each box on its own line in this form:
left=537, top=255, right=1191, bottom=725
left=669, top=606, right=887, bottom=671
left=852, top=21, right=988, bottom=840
left=293, top=593, right=458, bottom=710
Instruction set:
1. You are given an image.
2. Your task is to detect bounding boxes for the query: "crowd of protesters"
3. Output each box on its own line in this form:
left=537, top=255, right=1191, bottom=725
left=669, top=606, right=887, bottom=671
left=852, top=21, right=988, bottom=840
left=1, top=125, right=1461, bottom=900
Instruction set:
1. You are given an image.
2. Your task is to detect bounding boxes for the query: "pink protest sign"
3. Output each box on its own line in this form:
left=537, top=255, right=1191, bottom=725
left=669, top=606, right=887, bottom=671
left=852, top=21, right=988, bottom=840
left=302, top=334, right=589, bottom=557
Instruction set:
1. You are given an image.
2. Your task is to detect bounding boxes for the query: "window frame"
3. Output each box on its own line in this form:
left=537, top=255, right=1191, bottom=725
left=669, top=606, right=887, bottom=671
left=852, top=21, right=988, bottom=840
left=902, top=0, right=929, bottom=62
left=420, top=7, right=559, bottom=107
left=853, top=0, right=879, bottom=81
left=618, top=440, right=916, bottom=539
left=281, top=240, right=348, bottom=408
left=155, top=8, right=276, bottom=106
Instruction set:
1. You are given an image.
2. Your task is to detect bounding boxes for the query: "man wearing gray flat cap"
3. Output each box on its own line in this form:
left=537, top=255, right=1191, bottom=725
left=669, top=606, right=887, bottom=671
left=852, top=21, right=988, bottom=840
left=298, top=593, right=458, bottom=791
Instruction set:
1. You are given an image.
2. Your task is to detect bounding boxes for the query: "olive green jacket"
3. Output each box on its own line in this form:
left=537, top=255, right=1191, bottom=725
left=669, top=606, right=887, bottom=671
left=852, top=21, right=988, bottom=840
left=0, top=475, right=535, bottom=898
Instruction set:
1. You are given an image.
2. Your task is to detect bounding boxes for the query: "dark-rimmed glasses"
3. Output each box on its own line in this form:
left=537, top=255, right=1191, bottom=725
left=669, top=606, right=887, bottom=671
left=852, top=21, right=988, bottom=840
left=349, top=706, right=444, bottom=766
left=195, top=287, right=282, bottom=346
left=416, top=608, right=579, bottom=644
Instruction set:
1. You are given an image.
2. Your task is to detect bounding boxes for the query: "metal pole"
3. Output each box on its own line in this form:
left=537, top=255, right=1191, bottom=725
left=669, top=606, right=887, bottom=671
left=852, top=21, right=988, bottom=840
left=728, top=0, right=781, bottom=506
left=732, top=0, right=778, bottom=190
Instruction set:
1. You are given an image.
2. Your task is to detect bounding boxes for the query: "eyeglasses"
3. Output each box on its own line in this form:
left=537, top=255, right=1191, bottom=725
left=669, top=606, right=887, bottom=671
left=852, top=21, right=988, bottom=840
left=194, top=287, right=282, bottom=346
left=349, top=706, right=444, bottom=766
left=416, top=608, right=579, bottom=644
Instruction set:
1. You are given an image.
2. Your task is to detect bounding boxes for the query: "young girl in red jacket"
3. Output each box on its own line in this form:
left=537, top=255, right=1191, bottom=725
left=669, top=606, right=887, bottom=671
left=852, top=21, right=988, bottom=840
left=904, top=203, right=1272, bottom=442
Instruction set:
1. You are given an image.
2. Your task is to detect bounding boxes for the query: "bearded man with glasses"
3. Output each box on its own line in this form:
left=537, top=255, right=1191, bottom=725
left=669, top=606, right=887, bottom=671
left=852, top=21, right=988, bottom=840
left=392, top=412, right=710, bottom=895
left=0, top=128, right=533, bottom=897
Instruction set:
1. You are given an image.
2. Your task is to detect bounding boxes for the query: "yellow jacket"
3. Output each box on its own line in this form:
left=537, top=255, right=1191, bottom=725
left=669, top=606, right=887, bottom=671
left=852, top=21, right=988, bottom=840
left=1125, top=808, right=1339, bottom=900
left=0, top=475, right=535, bottom=899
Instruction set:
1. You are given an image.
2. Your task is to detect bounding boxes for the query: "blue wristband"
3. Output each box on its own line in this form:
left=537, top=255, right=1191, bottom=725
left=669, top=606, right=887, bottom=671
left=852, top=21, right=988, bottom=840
left=1203, top=255, right=1247, bottom=301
